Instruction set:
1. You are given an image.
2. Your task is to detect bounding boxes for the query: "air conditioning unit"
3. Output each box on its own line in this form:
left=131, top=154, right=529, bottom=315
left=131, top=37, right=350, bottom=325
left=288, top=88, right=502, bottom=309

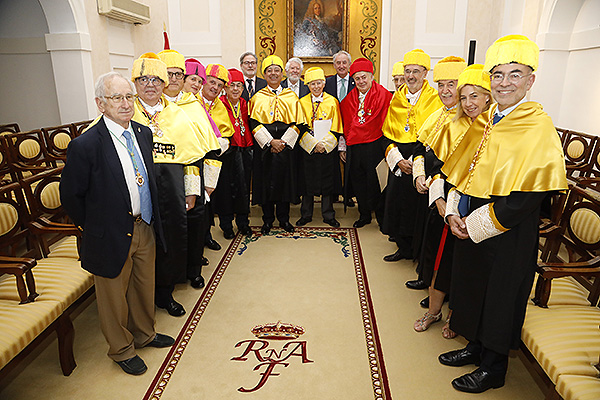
left=97, top=0, right=151, bottom=25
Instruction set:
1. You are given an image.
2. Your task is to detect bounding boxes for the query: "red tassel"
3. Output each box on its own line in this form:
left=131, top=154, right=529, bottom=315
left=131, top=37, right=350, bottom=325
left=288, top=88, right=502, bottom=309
left=163, top=23, right=170, bottom=50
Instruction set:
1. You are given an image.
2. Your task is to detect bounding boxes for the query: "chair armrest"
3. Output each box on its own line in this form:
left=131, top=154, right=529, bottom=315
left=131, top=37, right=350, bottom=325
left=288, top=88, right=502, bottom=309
left=0, top=261, right=38, bottom=304
left=0, top=255, right=37, bottom=269
left=29, top=220, right=81, bottom=237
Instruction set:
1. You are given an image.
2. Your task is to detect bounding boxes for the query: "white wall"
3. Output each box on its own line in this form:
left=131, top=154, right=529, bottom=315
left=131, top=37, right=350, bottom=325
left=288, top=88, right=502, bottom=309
left=0, top=0, right=61, bottom=130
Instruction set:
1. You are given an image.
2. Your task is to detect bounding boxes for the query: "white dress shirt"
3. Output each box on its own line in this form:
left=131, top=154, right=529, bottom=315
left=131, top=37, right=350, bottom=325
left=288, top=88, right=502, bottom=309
left=104, top=115, right=148, bottom=216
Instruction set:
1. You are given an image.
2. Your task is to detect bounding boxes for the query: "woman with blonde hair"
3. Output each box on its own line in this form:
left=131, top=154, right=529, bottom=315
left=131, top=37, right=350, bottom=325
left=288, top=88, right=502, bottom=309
left=412, top=64, right=491, bottom=338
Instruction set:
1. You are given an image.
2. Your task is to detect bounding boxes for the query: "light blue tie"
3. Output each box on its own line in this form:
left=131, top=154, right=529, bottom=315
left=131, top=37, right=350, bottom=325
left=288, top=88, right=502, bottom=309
left=123, top=130, right=152, bottom=224
left=339, top=78, right=347, bottom=101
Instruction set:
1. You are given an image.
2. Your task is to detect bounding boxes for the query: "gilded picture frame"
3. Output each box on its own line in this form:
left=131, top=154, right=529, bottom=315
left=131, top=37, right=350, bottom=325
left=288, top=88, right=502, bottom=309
left=287, top=0, right=349, bottom=63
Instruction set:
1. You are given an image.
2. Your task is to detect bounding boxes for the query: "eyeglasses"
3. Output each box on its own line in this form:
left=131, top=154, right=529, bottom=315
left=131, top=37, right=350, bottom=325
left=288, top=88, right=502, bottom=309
left=168, top=71, right=184, bottom=80
left=103, top=94, right=135, bottom=103
left=136, top=76, right=164, bottom=86
left=404, top=69, right=424, bottom=76
left=490, top=72, right=531, bottom=84
left=242, top=61, right=257, bottom=66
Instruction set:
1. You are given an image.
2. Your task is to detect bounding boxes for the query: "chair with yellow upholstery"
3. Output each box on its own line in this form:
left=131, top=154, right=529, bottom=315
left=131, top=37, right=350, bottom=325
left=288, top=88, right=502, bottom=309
left=533, top=185, right=600, bottom=308
left=562, top=130, right=598, bottom=181
left=41, top=124, right=76, bottom=162
left=20, top=166, right=80, bottom=259
left=2, top=129, right=56, bottom=181
left=71, top=119, right=93, bottom=137
left=0, top=123, right=20, bottom=136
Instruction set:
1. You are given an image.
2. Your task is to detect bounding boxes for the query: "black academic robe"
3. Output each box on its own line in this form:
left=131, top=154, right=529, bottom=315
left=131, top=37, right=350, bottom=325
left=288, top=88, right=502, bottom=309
left=449, top=192, right=547, bottom=354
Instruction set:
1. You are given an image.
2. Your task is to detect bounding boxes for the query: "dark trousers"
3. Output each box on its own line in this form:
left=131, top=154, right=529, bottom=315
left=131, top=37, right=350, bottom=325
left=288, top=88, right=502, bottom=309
left=300, top=194, right=335, bottom=221
left=262, top=201, right=290, bottom=225
left=219, top=213, right=250, bottom=231
left=347, top=140, right=385, bottom=224
left=466, top=341, right=509, bottom=377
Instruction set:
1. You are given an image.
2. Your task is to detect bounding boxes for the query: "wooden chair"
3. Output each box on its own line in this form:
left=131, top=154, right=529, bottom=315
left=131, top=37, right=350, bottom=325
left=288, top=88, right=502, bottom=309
left=533, top=185, right=600, bottom=307
left=555, top=127, right=570, bottom=146
left=0, top=123, right=20, bottom=135
left=20, top=167, right=80, bottom=257
left=2, top=129, right=56, bottom=181
left=71, top=119, right=93, bottom=137
left=562, top=130, right=598, bottom=180
left=0, top=181, right=39, bottom=303
left=574, top=142, right=600, bottom=193
left=41, top=124, right=76, bottom=161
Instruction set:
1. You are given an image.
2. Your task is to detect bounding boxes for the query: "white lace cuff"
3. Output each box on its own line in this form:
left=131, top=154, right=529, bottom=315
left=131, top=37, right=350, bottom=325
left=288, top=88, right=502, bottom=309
left=445, top=188, right=461, bottom=222
left=281, top=126, right=299, bottom=149
left=183, top=166, right=201, bottom=196
left=322, top=133, right=338, bottom=153
left=253, top=125, right=274, bottom=149
left=217, top=137, right=230, bottom=155
left=203, top=159, right=222, bottom=190
left=428, top=176, right=445, bottom=206
left=338, top=135, right=347, bottom=151
left=465, top=203, right=508, bottom=243
left=299, top=132, right=318, bottom=154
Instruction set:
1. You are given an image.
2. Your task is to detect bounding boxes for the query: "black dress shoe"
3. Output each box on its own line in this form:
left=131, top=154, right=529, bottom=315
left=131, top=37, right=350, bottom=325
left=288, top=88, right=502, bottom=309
left=202, top=257, right=209, bottom=266
left=406, top=279, right=428, bottom=290
left=383, top=249, right=410, bottom=262
left=346, top=198, right=355, bottom=207
left=239, top=225, right=253, bottom=236
left=353, top=218, right=371, bottom=228
left=452, top=368, right=505, bottom=393
left=388, top=236, right=395, bottom=242
left=115, top=355, right=147, bottom=375
left=323, top=218, right=340, bottom=228
left=156, top=300, right=186, bottom=317
left=190, top=275, right=205, bottom=289
left=205, top=238, right=221, bottom=251
left=296, top=217, right=312, bottom=226
left=439, top=348, right=481, bottom=367
left=146, top=333, right=175, bottom=348
left=281, top=222, right=295, bottom=232
left=223, top=229, right=236, bottom=240
left=261, top=223, right=272, bottom=235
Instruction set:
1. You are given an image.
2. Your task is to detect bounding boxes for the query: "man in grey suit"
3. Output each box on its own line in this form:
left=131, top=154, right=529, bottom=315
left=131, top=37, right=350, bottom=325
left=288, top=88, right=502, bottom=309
left=281, top=57, right=309, bottom=98
left=60, top=72, right=174, bottom=376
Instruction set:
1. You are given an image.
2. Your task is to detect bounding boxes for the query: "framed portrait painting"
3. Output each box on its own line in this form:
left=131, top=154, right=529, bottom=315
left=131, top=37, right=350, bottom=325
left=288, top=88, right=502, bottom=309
left=287, top=0, right=348, bottom=62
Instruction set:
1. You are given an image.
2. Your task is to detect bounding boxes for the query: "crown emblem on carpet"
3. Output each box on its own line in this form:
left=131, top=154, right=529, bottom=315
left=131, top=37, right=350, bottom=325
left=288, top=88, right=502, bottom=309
left=251, top=321, right=305, bottom=340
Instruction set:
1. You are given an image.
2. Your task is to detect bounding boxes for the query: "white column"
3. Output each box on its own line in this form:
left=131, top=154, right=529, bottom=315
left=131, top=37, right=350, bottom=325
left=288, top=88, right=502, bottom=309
left=45, top=32, right=96, bottom=123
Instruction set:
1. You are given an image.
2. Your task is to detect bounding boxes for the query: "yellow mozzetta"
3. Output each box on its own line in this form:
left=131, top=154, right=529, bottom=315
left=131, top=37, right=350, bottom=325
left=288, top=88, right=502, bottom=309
left=382, top=80, right=442, bottom=144
left=250, top=88, right=307, bottom=128
left=422, top=108, right=473, bottom=163
left=442, top=102, right=568, bottom=198
left=200, top=96, right=234, bottom=138
left=298, top=92, right=343, bottom=154
left=132, top=95, right=216, bottom=164
left=174, top=91, right=220, bottom=151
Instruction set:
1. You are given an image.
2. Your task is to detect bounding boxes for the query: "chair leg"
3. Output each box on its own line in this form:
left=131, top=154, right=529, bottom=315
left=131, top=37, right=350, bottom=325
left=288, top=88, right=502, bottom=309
left=25, top=269, right=39, bottom=301
left=56, top=314, right=76, bottom=376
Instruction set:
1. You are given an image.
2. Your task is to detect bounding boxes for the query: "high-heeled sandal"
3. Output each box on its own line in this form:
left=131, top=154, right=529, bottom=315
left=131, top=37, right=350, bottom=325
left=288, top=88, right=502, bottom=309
left=441, top=318, right=457, bottom=339
left=414, top=311, right=442, bottom=332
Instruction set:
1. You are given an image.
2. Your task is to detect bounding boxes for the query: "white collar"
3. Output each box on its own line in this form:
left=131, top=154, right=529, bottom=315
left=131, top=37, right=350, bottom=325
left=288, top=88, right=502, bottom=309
left=311, top=93, right=324, bottom=102
left=495, top=97, right=528, bottom=118
left=288, top=80, right=299, bottom=87
left=164, top=92, right=181, bottom=103
left=406, top=87, right=422, bottom=105
left=358, top=88, right=370, bottom=101
left=270, top=86, right=283, bottom=95
left=103, top=115, right=132, bottom=136
left=138, top=97, right=163, bottom=114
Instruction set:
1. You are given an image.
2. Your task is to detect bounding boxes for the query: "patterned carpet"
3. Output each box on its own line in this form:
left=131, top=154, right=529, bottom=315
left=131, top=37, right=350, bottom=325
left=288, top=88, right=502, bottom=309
left=144, top=227, right=391, bottom=399
left=0, top=205, right=545, bottom=400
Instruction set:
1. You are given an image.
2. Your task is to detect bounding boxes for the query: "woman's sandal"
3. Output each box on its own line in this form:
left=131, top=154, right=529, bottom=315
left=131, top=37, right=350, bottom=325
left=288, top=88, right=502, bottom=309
left=414, top=311, right=442, bottom=332
left=441, top=318, right=457, bottom=339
